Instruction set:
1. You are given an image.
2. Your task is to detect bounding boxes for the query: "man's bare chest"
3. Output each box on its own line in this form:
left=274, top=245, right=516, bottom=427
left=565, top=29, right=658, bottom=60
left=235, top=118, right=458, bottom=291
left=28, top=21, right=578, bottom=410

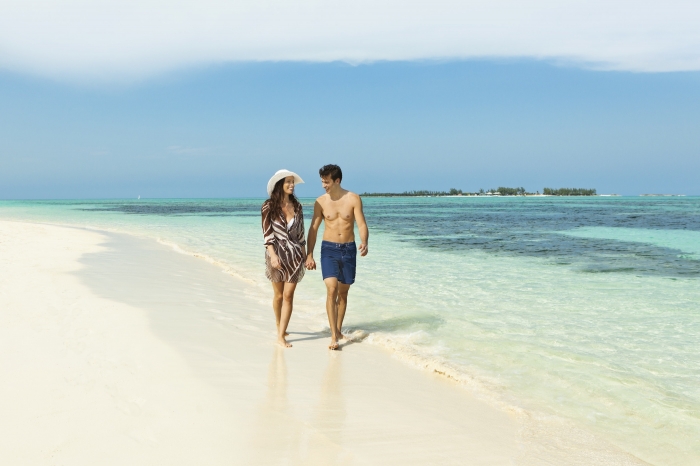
left=322, top=203, right=354, bottom=222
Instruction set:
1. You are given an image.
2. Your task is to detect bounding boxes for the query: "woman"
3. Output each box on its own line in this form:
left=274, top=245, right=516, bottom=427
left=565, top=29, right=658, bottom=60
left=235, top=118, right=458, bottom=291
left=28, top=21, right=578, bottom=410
left=262, top=169, right=306, bottom=348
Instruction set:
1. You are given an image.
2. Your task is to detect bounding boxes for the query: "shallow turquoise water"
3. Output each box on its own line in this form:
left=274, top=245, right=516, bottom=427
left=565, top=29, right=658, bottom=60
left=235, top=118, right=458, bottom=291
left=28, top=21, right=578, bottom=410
left=1, top=197, right=699, bottom=465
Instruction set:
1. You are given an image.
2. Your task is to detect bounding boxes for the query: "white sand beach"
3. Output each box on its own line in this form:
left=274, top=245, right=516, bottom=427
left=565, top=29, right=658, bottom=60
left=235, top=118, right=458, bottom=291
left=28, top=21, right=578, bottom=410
left=0, top=220, right=648, bottom=465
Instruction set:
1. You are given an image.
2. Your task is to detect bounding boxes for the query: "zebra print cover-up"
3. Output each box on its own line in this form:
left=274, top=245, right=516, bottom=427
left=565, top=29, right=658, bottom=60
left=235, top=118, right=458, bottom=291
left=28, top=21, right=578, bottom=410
left=262, top=199, right=306, bottom=283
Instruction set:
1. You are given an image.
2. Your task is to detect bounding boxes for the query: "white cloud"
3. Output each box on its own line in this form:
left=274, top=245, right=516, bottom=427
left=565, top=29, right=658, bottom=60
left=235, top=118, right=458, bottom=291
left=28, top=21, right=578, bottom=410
left=1, top=0, right=699, bottom=80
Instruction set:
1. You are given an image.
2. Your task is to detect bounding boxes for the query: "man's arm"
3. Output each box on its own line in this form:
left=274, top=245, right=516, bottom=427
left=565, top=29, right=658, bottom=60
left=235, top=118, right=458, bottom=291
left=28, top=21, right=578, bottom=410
left=305, top=200, right=324, bottom=270
left=354, top=195, right=369, bottom=256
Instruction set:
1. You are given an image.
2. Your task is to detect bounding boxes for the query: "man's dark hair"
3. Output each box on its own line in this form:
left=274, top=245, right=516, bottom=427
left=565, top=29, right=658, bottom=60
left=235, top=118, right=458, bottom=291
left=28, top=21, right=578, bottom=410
left=319, top=164, right=342, bottom=182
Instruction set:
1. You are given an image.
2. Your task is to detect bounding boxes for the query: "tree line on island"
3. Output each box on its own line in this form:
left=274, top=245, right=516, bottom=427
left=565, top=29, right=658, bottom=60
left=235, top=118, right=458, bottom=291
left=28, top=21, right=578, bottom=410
left=361, top=187, right=597, bottom=197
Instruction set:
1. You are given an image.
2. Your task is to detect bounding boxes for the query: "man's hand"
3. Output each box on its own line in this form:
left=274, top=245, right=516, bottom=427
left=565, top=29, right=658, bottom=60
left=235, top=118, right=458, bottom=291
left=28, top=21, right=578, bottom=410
left=358, top=243, right=368, bottom=257
left=305, top=255, right=316, bottom=270
left=269, top=253, right=282, bottom=269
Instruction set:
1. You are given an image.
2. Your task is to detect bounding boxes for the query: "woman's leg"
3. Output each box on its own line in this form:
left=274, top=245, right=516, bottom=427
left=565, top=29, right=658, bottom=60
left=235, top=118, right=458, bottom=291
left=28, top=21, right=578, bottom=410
left=277, top=282, right=297, bottom=348
left=271, top=281, right=284, bottom=332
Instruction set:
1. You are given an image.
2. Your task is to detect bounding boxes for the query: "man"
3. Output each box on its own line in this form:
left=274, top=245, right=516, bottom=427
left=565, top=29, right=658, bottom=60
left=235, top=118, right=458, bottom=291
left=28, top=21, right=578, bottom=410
left=306, top=164, right=369, bottom=350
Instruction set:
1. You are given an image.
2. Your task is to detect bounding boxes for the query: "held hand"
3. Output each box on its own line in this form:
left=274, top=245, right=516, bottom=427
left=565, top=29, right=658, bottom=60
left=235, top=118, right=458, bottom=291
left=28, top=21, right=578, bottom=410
left=305, top=255, right=316, bottom=270
left=270, top=254, right=282, bottom=270
left=358, top=243, right=368, bottom=257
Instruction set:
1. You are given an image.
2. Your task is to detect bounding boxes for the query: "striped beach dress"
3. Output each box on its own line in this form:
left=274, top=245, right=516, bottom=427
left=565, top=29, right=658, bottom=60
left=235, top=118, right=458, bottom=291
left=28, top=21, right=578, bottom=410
left=261, top=199, right=306, bottom=283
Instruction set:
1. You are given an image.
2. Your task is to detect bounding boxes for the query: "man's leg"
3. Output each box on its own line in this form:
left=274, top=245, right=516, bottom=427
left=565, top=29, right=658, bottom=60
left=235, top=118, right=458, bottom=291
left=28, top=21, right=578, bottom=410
left=324, top=277, right=340, bottom=349
left=336, top=283, right=350, bottom=338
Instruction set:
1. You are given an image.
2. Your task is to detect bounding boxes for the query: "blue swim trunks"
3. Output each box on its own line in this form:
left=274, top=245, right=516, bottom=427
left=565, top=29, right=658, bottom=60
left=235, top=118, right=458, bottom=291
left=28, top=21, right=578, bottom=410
left=320, top=241, right=357, bottom=285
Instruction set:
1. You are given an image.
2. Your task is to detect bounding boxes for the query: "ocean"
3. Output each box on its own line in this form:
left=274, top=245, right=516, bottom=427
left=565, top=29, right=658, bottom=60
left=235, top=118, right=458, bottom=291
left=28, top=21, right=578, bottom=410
left=1, top=196, right=698, bottom=465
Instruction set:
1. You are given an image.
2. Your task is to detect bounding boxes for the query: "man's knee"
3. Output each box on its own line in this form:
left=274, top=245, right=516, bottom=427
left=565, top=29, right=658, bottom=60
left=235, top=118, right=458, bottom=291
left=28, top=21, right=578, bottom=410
left=338, top=283, right=350, bottom=298
left=325, top=285, right=338, bottom=298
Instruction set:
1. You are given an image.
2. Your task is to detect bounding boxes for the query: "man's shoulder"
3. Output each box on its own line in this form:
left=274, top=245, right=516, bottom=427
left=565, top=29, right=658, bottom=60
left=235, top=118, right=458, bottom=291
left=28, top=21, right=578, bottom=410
left=314, top=193, right=329, bottom=206
left=345, top=191, right=361, bottom=203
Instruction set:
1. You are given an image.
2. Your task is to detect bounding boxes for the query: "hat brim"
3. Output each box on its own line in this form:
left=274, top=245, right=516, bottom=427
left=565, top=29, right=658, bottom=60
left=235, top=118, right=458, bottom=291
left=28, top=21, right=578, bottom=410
left=267, top=170, right=304, bottom=196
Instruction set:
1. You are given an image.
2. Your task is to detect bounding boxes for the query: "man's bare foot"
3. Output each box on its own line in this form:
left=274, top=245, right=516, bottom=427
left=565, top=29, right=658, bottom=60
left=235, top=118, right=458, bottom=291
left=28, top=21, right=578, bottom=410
left=329, top=339, right=339, bottom=350
left=277, top=337, right=292, bottom=348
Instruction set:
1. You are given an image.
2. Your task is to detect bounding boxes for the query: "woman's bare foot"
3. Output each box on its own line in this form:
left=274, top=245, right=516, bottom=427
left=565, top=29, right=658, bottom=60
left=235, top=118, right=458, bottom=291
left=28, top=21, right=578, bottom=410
left=337, top=331, right=346, bottom=340
left=277, top=337, right=292, bottom=348
left=329, top=339, right=339, bottom=350
left=276, top=326, right=290, bottom=337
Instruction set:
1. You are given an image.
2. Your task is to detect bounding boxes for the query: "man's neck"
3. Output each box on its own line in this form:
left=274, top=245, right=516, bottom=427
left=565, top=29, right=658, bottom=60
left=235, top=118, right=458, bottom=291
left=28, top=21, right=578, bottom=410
left=328, top=185, right=344, bottom=200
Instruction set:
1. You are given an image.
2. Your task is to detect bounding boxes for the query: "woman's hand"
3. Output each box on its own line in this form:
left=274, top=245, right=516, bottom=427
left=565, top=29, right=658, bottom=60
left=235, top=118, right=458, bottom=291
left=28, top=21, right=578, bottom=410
left=305, top=255, right=316, bottom=270
left=269, top=253, right=282, bottom=270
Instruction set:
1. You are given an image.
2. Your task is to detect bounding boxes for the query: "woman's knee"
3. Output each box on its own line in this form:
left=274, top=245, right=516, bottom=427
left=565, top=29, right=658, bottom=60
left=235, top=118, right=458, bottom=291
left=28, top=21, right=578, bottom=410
left=282, top=290, right=295, bottom=302
left=271, top=282, right=284, bottom=297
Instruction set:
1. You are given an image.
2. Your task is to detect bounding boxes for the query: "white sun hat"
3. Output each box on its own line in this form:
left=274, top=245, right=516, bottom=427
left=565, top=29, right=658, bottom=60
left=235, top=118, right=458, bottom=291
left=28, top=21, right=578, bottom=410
left=267, top=169, right=304, bottom=196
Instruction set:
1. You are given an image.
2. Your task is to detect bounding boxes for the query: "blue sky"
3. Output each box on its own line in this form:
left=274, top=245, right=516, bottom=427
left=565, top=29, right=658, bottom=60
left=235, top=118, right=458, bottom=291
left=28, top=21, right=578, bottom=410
left=1, top=1, right=700, bottom=198
left=1, top=60, right=699, bottom=198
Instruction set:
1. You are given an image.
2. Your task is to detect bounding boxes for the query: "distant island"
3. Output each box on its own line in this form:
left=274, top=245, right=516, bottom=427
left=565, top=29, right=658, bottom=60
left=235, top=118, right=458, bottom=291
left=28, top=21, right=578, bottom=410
left=361, top=187, right=597, bottom=197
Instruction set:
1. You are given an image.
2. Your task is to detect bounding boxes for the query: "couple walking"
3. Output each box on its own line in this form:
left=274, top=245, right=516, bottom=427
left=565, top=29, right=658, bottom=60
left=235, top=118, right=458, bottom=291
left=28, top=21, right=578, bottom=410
left=261, top=164, right=369, bottom=350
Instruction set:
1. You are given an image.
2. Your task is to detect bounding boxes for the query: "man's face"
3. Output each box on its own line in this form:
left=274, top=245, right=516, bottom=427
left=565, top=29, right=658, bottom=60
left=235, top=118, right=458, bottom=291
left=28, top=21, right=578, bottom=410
left=320, top=176, right=338, bottom=193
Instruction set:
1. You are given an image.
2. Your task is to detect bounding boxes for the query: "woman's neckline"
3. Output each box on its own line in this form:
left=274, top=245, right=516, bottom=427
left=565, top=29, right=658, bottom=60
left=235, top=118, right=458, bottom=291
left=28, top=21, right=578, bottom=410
left=282, top=199, right=295, bottom=223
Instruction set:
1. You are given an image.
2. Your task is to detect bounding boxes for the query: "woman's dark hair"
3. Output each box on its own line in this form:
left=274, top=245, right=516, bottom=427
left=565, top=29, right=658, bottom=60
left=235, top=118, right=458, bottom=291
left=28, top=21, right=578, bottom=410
left=269, top=177, right=301, bottom=217
left=319, top=164, right=342, bottom=182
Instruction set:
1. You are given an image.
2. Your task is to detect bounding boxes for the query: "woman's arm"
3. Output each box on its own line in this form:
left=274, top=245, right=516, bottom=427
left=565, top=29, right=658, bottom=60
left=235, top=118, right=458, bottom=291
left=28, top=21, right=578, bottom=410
left=262, top=202, right=282, bottom=269
left=298, top=208, right=307, bottom=261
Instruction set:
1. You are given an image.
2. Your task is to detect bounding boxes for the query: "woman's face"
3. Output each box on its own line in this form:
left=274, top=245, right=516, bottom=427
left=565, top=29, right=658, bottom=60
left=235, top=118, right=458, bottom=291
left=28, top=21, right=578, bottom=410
left=283, top=176, right=295, bottom=195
